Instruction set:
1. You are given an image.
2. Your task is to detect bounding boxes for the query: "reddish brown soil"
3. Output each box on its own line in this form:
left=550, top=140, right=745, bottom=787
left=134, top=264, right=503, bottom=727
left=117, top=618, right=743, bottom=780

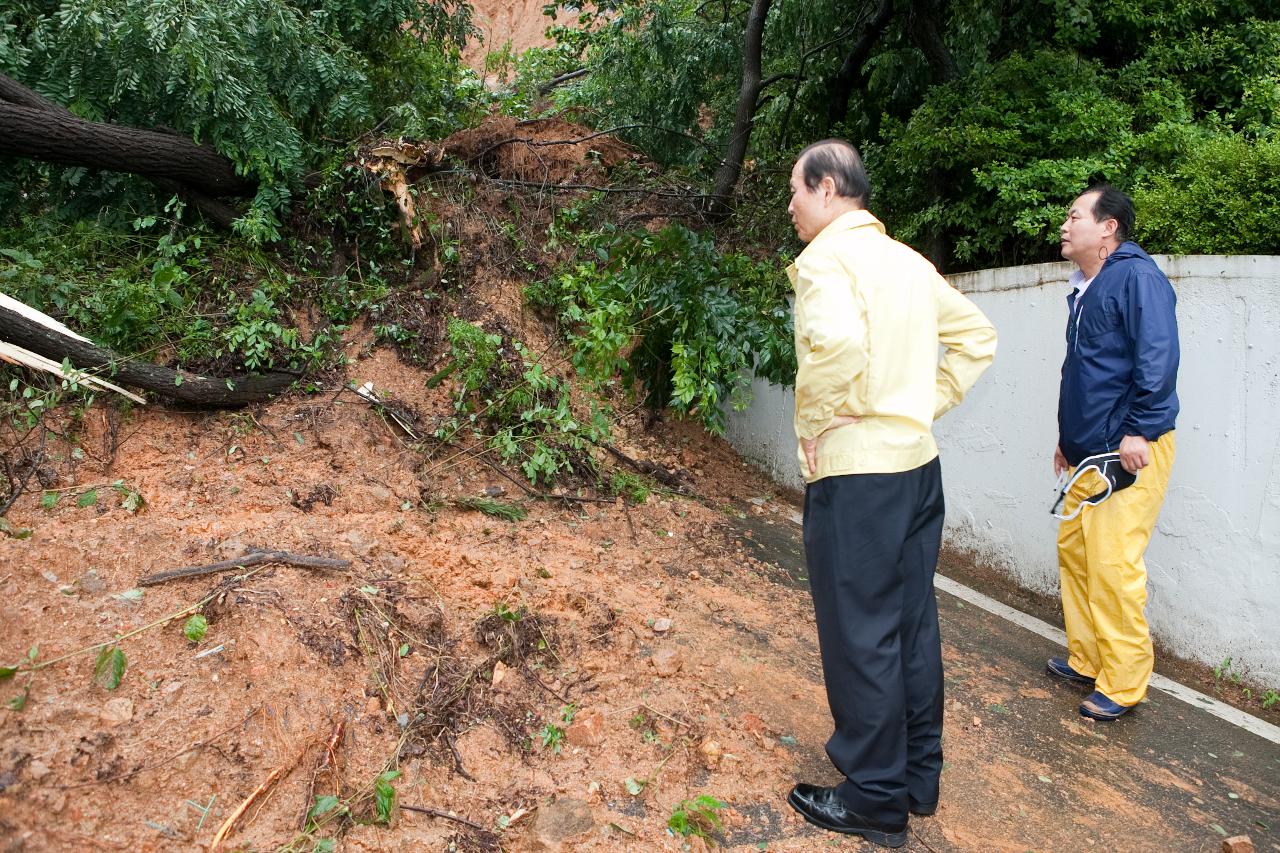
left=3, top=115, right=1274, bottom=853
left=463, top=0, right=579, bottom=73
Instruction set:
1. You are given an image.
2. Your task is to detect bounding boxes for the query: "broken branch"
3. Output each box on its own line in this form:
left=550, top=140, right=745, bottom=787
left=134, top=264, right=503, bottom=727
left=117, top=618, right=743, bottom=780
left=137, top=549, right=351, bottom=587
left=400, top=804, right=488, bottom=833
left=210, top=763, right=289, bottom=850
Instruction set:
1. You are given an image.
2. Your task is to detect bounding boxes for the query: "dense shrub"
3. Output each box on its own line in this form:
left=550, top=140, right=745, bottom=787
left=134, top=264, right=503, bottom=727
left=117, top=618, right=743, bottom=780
left=528, top=224, right=795, bottom=432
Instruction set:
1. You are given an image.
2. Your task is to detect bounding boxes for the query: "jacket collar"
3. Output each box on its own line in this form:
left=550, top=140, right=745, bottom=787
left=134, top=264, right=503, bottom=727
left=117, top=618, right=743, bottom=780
left=787, top=209, right=885, bottom=286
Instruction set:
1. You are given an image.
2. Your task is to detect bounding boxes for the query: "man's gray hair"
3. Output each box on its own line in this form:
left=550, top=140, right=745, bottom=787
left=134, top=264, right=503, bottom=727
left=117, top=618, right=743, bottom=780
left=797, top=139, right=869, bottom=206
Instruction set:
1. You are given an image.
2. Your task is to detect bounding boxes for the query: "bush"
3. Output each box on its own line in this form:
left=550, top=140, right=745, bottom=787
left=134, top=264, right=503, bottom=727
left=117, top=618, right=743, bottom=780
left=1134, top=132, right=1280, bottom=255
left=437, top=319, right=612, bottom=486
left=528, top=224, right=795, bottom=432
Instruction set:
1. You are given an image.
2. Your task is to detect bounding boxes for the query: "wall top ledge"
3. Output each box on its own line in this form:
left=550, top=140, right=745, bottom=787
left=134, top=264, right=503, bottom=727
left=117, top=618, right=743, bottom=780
left=947, top=255, right=1280, bottom=295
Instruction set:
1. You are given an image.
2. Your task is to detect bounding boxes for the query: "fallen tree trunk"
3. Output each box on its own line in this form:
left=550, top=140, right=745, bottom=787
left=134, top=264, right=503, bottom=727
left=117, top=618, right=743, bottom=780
left=0, top=73, right=248, bottom=227
left=0, top=102, right=254, bottom=198
left=0, top=304, right=297, bottom=406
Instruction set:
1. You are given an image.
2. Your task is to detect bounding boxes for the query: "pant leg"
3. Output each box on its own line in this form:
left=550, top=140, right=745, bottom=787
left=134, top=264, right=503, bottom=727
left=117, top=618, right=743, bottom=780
left=1059, top=496, right=1101, bottom=680
left=803, top=466, right=921, bottom=826
left=1082, top=432, right=1176, bottom=705
left=899, top=458, right=945, bottom=807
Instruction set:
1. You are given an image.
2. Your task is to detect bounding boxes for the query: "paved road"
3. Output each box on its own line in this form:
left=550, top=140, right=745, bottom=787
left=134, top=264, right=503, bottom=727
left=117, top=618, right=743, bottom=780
left=731, top=512, right=1279, bottom=852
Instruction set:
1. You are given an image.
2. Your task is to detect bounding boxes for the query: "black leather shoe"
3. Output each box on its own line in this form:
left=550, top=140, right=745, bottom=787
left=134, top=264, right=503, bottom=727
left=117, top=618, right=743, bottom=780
left=787, top=784, right=908, bottom=848
left=909, top=799, right=937, bottom=816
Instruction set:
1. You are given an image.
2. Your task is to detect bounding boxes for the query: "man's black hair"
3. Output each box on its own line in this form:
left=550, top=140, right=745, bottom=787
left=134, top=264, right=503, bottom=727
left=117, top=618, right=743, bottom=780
left=798, top=139, right=870, bottom=206
left=1086, top=184, right=1135, bottom=243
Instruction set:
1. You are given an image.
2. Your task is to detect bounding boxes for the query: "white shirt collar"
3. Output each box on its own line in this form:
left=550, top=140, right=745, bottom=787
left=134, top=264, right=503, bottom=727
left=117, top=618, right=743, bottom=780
left=1068, top=268, right=1096, bottom=299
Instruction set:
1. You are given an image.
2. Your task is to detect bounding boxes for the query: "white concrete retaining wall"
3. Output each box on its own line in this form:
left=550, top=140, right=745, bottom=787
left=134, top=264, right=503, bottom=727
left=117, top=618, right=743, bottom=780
left=724, top=256, right=1280, bottom=687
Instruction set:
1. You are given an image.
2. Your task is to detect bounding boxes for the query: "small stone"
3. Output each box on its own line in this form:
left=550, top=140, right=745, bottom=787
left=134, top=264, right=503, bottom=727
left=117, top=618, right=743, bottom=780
left=100, top=698, right=133, bottom=725
left=483, top=485, right=507, bottom=498
left=740, top=713, right=766, bottom=735
left=1222, top=836, right=1255, bottom=853
left=28, top=760, right=51, bottom=781
left=216, top=538, right=249, bottom=560
left=698, top=738, right=723, bottom=769
left=492, top=660, right=510, bottom=688
left=971, top=716, right=982, bottom=728
left=651, top=646, right=683, bottom=677
left=531, top=798, right=594, bottom=850
left=77, top=570, right=107, bottom=594
left=651, top=618, right=673, bottom=635
left=566, top=708, right=605, bottom=747
left=687, top=571, right=701, bottom=581
left=343, top=530, right=377, bottom=557
left=365, top=696, right=382, bottom=716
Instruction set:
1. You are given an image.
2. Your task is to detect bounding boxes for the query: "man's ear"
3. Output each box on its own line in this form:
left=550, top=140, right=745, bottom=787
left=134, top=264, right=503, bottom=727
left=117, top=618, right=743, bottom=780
left=820, top=175, right=837, bottom=203
left=1101, top=217, right=1119, bottom=240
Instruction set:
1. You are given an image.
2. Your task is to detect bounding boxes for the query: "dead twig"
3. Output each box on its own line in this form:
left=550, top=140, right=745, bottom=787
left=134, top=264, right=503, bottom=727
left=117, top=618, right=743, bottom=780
left=523, top=665, right=571, bottom=705
left=400, top=804, right=488, bottom=833
left=622, top=500, right=638, bottom=543
left=443, top=731, right=476, bottom=782
left=138, top=549, right=350, bottom=587
left=297, top=718, right=346, bottom=830
left=0, top=430, right=46, bottom=516
left=210, top=762, right=289, bottom=850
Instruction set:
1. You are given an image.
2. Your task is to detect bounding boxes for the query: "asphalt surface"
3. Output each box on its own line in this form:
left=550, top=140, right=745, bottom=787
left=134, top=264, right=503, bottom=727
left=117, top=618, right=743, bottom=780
left=730, top=511, right=1279, bottom=852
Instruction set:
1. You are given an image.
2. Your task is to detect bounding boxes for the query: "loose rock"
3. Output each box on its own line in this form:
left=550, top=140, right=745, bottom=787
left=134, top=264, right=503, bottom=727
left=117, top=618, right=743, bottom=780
left=651, top=646, right=683, bottom=677
left=651, top=617, right=673, bottom=635
left=698, top=738, right=723, bottom=769
left=1223, top=836, right=1255, bottom=853
left=100, top=698, right=134, bottom=725
left=530, top=797, right=594, bottom=851
left=566, top=708, right=606, bottom=747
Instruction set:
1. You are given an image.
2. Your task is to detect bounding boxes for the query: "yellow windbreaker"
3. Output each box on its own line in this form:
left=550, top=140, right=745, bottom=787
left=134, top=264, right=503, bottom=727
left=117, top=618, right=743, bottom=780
left=790, top=210, right=996, bottom=482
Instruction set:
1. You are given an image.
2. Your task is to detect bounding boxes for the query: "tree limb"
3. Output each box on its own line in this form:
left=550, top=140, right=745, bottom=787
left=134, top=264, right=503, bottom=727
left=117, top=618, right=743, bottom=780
left=537, top=67, right=589, bottom=95
left=137, top=550, right=351, bottom=587
left=707, top=0, right=774, bottom=217
left=0, top=303, right=299, bottom=407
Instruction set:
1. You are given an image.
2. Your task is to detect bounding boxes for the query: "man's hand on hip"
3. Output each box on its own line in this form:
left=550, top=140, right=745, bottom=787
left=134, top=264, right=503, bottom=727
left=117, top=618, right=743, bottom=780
left=1118, top=434, right=1151, bottom=474
left=803, top=415, right=860, bottom=476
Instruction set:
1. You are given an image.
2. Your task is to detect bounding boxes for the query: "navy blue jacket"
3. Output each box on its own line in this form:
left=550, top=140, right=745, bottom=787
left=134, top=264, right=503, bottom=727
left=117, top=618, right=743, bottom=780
left=1058, top=242, right=1179, bottom=467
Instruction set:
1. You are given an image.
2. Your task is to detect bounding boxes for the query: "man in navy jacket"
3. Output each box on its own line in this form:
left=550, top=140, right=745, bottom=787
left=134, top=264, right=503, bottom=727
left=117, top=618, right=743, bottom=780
left=1048, top=185, right=1179, bottom=721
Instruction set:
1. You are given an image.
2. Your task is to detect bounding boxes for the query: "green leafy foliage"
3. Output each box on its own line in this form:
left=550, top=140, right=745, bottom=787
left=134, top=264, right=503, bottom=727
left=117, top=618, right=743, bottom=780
left=93, top=645, right=127, bottom=690
left=183, top=614, right=209, bottom=643
left=531, top=0, right=1280, bottom=268
left=667, top=794, right=726, bottom=839
left=528, top=224, right=795, bottom=427
left=0, top=204, right=395, bottom=379
left=539, top=721, right=566, bottom=753
left=0, top=0, right=479, bottom=236
left=1134, top=132, right=1280, bottom=254
left=373, top=769, right=400, bottom=825
left=112, top=480, right=145, bottom=514
left=455, top=496, right=529, bottom=521
left=437, top=319, right=612, bottom=486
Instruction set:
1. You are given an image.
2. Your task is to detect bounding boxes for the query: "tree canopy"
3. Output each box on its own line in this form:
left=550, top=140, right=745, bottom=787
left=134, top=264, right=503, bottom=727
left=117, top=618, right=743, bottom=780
left=524, top=0, right=1280, bottom=268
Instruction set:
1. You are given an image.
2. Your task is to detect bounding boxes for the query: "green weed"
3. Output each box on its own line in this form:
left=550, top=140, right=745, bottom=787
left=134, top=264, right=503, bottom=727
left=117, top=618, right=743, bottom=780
left=667, top=794, right=726, bottom=841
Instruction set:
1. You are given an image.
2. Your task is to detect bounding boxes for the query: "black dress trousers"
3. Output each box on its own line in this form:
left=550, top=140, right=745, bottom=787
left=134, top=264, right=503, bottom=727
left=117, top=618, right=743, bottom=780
left=802, top=456, right=946, bottom=826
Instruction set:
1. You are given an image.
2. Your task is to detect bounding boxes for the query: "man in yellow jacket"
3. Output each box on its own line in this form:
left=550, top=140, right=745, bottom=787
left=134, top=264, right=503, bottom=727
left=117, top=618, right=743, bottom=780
left=783, top=140, right=996, bottom=848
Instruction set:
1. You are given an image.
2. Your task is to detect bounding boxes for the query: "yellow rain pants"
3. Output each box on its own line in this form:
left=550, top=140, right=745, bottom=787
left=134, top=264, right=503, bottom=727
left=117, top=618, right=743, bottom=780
left=1057, top=432, right=1176, bottom=707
